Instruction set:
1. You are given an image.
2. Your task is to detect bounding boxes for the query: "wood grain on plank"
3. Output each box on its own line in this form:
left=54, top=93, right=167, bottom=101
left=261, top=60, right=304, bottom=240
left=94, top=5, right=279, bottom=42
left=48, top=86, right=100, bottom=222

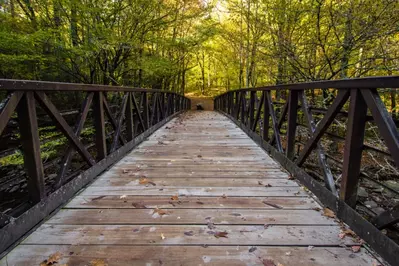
left=23, top=225, right=357, bottom=246
left=67, top=196, right=317, bottom=209
left=1, top=246, right=376, bottom=266
left=47, top=209, right=334, bottom=225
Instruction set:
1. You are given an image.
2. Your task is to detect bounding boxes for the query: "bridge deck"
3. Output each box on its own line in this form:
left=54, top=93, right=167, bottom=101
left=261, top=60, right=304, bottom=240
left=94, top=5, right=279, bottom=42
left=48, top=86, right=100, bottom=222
left=1, top=111, right=377, bottom=265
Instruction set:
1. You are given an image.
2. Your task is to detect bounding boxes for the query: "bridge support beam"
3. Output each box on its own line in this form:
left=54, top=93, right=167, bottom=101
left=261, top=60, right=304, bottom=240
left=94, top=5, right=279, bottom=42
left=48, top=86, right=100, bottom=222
left=340, top=89, right=367, bottom=207
left=17, top=92, right=45, bottom=203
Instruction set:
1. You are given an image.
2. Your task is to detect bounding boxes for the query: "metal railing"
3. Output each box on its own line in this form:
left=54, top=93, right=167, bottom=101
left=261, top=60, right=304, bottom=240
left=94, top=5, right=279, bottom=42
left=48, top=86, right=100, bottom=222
left=0, top=79, right=190, bottom=255
left=215, top=76, right=399, bottom=266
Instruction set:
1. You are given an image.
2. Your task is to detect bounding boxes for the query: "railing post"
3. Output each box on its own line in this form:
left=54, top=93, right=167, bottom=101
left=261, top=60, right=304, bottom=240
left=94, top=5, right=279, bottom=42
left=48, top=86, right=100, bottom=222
left=143, top=92, right=149, bottom=129
left=262, top=91, right=270, bottom=141
left=17, top=91, right=45, bottom=203
left=340, top=89, right=368, bottom=207
left=249, top=91, right=256, bottom=128
left=286, top=90, right=299, bottom=159
left=240, top=91, right=246, bottom=124
left=126, top=92, right=134, bottom=141
left=93, top=92, right=107, bottom=160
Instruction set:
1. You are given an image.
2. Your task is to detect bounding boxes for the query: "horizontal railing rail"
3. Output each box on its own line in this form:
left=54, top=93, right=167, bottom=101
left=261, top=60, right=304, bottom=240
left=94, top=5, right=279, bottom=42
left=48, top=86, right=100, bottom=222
left=0, top=79, right=190, bottom=256
left=214, top=76, right=399, bottom=266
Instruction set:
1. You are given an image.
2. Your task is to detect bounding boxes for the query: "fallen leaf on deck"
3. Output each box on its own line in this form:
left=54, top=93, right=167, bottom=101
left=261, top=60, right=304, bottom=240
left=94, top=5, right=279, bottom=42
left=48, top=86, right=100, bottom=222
left=288, top=175, right=295, bottom=180
left=339, top=229, right=356, bottom=239
left=120, top=195, right=127, bottom=199
left=277, top=263, right=285, bottom=266
left=322, top=208, right=335, bottom=218
left=312, top=207, right=321, bottom=211
left=214, top=231, right=228, bottom=238
left=196, top=201, right=204, bottom=205
left=307, top=246, right=314, bottom=251
left=261, top=259, right=276, bottom=266
left=170, top=195, right=179, bottom=201
left=153, top=208, right=168, bottom=215
left=161, top=233, right=166, bottom=239
left=91, top=196, right=106, bottom=201
left=197, top=155, right=202, bottom=158
left=158, top=141, right=166, bottom=145
left=90, top=259, right=108, bottom=266
left=139, top=177, right=156, bottom=186
left=249, top=246, right=257, bottom=253
left=265, top=184, right=272, bottom=187
left=40, top=252, right=62, bottom=266
left=351, top=246, right=361, bottom=253
left=258, top=181, right=264, bottom=185
left=132, top=202, right=146, bottom=208
left=184, top=231, right=194, bottom=236
left=207, top=222, right=216, bottom=229
left=285, top=251, right=292, bottom=256
left=262, top=201, right=283, bottom=209
left=221, top=194, right=227, bottom=198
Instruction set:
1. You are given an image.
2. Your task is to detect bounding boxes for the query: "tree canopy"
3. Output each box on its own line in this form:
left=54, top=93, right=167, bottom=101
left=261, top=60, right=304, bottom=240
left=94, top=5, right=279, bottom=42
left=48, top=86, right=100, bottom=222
left=0, top=0, right=398, bottom=95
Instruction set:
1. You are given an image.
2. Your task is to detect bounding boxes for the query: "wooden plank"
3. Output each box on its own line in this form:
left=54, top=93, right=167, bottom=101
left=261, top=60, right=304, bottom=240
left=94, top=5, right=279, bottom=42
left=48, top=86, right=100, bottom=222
left=90, top=177, right=297, bottom=187
left=0, top=245, right=376, bottom=266
left=80, top=186, right=306, bottom=197
left=22, top=224, right=357, bottom=246
left=47, top=209, right=335, bottom=225
left=67, top=196, right=317, bottom=209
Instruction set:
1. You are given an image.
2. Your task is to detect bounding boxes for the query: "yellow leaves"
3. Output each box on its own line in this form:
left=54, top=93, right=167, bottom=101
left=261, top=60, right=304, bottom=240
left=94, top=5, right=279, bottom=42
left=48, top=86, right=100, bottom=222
left=90, top=259, right=108, bottom=266
left=322, top=208, right=336, bottom=218
left=339, top=228, right=357, bottom=239
left=40, top=252, right=62, bottom=266
left=153, top=208, right=168, bottom=216
left=170, top=195, right=179, bottom=201
left=139, top=177, right=156, bottom=186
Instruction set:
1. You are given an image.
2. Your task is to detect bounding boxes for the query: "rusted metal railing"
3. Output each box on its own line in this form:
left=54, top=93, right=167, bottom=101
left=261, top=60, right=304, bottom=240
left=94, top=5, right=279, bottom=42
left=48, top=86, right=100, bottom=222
left=215, top=76, right=399, bottom=266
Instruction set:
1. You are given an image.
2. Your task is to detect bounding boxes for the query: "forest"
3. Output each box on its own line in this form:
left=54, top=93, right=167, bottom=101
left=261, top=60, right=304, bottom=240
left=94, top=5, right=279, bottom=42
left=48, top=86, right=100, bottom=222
left=0, top=0, right=399, bottom=258
left=0, top=0, right=398, bottom=96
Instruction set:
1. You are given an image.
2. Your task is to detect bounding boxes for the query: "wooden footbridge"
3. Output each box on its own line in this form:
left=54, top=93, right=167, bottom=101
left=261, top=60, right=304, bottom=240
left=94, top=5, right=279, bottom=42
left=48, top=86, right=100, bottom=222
left=0, top=78, right=398, bottom=265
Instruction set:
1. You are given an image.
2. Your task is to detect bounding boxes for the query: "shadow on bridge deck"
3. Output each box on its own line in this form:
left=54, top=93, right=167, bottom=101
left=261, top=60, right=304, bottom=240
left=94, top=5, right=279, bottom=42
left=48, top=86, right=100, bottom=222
left=0, top=111, right=379, bottom=265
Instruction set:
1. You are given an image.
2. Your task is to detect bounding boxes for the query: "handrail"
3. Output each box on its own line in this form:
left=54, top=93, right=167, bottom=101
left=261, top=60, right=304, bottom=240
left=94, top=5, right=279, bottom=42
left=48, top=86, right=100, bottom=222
left=229, top=75, right=399, bottom=91
left=214, top=76, right=399, bottom=266
left=0, top=79, right=184, bottom=94
left=0, top=79, right=190, bottom=256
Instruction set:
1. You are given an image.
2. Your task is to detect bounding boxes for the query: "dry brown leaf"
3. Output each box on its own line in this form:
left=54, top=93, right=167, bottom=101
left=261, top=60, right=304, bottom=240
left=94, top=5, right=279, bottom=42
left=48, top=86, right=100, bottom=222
left=153, top=208, right=168, bottom=215
left=322, top=208, right=336, bottom=218
left=258, top=181, right=264, bottom=185
left=214, top=231, right=228, bottom=238
left=40, top=252, right=62, bottom=266
left=184, top=231, right=194, bottom=236
left=132, top=202, right=146, bottom=208
left=90, top=259, right=108, bottom=266
left=265, top=184, right=272, bottom=187
left=249, top=246, right=257, bottom=253
left=196, top=201, right=204, bottom=205
left=170, top=195, right=179, bottom=201
left=262, top=259, right=276, bottom=266
left=339, top=229, right=357, bottom=239
left=262, top=201, right=283, bottom=209
left=139, top=177, right=156, bottom=186
left=351, top=246, right=361, bottom=253
left=91, top=195, right=106, bottom=201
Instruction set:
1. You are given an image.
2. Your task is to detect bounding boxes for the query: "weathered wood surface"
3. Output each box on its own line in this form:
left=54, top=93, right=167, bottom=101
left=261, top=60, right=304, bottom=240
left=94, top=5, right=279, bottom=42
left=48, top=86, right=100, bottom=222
left=1, top=111, right=379, bottom=266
